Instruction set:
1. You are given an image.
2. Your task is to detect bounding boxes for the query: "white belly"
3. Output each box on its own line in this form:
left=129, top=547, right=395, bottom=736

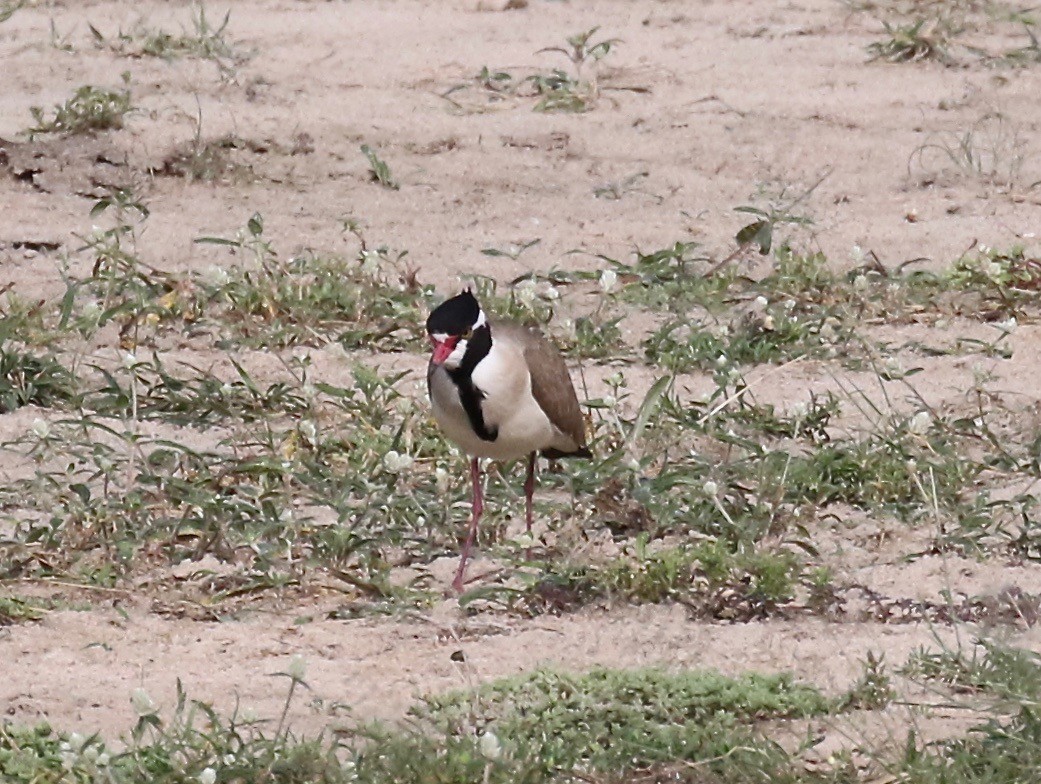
left=429, top=364, right=565, bottom=461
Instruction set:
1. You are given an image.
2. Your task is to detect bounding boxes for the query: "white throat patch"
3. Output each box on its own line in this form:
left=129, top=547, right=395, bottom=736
left=443, top=339, right=468, bottom=369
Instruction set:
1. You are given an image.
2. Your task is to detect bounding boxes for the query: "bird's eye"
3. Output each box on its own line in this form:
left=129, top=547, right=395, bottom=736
left=461, top=327, right=474, bottom=339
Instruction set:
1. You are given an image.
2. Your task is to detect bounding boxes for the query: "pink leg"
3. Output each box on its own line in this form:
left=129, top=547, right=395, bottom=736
left=452, top=457, right=483, bottom=593
left=524, top=452, right=536, bottom=535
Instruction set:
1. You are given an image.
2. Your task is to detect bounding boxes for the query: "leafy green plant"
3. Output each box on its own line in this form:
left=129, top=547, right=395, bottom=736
left=158, top=134, right=258, bottom=183
left=195, top=215, right=432, bottom=349
left=731, top=175, right=823, bottom=258
left=61, top=191, right=183, bottom=348
left=0, top=595, right=45, bottom=624
left=89, top=3, right=245, bottom=71
left=537, top=26, right=621, bottom=73
left=361, top=144, right=399, bottom=189
left=464, top=538, right=807, bottom=619
left=868, top=17, right=959, bottom=64
left=902, top=640, right=1041, bottom=700
left=442, top=28, right=621, bottom=114
left=0, top=344, right=75, bottom=412
left=413, top=666, right=828, bottom=777
left=527, top=69, right=590, bottom=112
left=840, top=651, right=895, bottom=709
left=0, top=675, right=346, bottom=784
left=529, top=27, right=621, bottom=112
left=945, top=245, right=1041, bottom=318
left=27, top=83, right=134, bottom=137
left=87, top=353, right=315, bottom=426
left=894, top=641, right=1041, bottom=783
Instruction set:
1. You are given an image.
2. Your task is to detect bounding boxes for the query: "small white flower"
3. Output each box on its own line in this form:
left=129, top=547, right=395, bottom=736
left=883, top=357, right=904, bottom=378
left=996, top=317, right=1017, bottom=333
left=479, top=730, right=502, bottom=759
left=382, top=450, right=414, bottom=473
left=908, top=411, right=931, bottom=436
left=762, top=315, right=776, bottom=331
left=542, top=284, right=560, bottom=301
left=602, top=394, right=617, bottom=409
left=203, top=265, right=231, bottom=287
left=715, top=354, right=728, bottom=368
left=67, top=732, right=87, bottom=752
left=906, top=458, right=918, bottom=472
left=702, top=480, right=718, bottom=497
left=792, top=402, right=809, bottom=418
left=515, top=279, right=537, bottom=307
left=754, top=295, right=768, bottom=308
left=131, top=688, right=156, bottom=716
left=359, top=250, right=381, bottom=277
left=198, top=767, right=217, bottom=784
left=972, top=363, right=991, bottom=386
left=852, top=274, right=868, bottom=292
left=599, top=269, right=618, bottom=294
left=122, top=351, right=138, bottom=369
left=286, top=655, right=307, bottom=681
left=95, top=752, right=110, bottom=767
left=977, top=243, right=992, bottom=255
left=81, top=299, right=102, bottom=320
left=31, top=418, right=50, bottom=438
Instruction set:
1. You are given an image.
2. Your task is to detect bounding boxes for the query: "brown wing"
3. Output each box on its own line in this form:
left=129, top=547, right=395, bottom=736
left=494, top=321, right=588, bottom=457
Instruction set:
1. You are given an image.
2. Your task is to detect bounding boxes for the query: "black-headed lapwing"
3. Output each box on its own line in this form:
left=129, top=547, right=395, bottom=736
left=426, top=290, right=590, bottom=592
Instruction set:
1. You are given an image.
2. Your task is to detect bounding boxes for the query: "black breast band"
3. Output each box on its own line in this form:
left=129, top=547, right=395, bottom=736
left=448, top=325, right=498, bottom=442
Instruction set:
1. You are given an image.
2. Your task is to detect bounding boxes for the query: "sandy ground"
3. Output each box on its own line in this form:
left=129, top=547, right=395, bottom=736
left=2, top=0, right=1041, bottom=745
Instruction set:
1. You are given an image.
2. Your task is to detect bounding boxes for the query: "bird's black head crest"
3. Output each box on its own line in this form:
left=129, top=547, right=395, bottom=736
left=426, top=290, right=484, bottom=336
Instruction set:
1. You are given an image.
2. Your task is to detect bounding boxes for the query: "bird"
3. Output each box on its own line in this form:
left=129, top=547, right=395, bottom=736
left=426, top=289, right=590, bottom=592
